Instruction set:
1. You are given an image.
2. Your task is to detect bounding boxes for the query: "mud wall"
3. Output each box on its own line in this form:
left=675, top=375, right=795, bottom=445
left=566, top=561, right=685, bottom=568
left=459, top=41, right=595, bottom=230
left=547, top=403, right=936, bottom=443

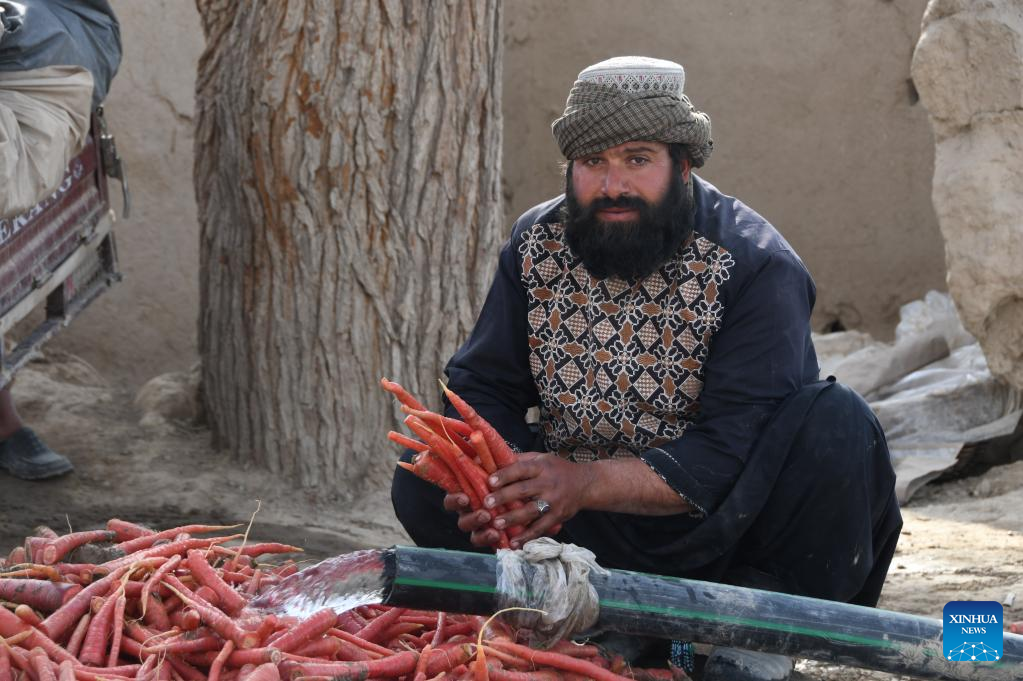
left=504, top=0, right=944, bottom=338
left=54, top=0, right=943, bottom=386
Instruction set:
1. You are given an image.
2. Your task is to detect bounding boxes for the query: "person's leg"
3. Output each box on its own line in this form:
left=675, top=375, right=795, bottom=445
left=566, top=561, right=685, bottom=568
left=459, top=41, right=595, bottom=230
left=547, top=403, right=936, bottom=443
left=728, top=381, right=902, bottom=605
left=0, top=384, right=24, bottom=439
left=390, top=449, right=482, bottom=552
left=0, top=383, right=74, bottom=479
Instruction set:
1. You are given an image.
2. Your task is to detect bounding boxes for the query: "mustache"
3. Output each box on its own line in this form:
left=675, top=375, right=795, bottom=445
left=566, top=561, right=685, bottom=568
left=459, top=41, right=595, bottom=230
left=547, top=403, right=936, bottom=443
left=582, top=196, right=649, bottom=213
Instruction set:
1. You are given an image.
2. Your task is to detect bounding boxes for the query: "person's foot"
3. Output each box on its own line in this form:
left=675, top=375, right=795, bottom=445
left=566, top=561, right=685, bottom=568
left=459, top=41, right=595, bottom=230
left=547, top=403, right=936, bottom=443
left=0, top=427, right=73, bottom=479
left=701, top=647, right=792, bottom=681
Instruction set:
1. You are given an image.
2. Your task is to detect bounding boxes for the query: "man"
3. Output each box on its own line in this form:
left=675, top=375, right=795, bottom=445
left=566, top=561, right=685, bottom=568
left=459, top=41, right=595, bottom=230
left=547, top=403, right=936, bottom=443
left=392, top=57, right=902, bottom=681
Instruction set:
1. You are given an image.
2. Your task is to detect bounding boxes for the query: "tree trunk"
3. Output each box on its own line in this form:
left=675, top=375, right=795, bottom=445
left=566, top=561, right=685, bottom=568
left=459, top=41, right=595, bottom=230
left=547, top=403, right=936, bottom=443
left=193, top=0, right=504, bottom=492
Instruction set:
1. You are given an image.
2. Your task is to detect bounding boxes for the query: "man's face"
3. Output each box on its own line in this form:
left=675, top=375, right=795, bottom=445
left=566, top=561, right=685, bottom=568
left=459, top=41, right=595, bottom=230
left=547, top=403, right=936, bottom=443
left=563, top=141, right=694, bottom=280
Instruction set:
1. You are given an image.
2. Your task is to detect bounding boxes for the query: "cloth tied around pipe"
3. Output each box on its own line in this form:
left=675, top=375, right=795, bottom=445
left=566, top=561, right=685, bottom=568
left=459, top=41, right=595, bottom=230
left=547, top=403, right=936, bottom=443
left=496, top=537, right=608, bottom=648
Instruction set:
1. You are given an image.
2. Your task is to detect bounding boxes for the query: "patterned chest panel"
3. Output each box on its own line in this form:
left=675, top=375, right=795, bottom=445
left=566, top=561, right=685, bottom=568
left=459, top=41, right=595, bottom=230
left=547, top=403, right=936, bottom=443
left=519, top=222, right=735, bottom=461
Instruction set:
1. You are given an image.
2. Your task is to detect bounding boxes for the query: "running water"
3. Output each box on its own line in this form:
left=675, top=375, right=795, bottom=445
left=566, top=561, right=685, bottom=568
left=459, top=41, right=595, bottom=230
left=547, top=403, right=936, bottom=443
left=250, top=548, right=389, bottom=618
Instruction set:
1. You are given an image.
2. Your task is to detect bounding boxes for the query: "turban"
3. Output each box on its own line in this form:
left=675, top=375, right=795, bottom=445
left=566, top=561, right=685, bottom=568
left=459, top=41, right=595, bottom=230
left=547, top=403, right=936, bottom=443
left=552, top=56, right=714, bottom=167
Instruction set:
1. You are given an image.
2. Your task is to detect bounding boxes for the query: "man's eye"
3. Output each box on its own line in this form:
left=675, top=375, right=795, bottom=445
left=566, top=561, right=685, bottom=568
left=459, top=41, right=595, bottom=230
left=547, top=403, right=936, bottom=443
left=629, top=157, right=650, bottom=165
left=582, top=158, right=601, bottom=167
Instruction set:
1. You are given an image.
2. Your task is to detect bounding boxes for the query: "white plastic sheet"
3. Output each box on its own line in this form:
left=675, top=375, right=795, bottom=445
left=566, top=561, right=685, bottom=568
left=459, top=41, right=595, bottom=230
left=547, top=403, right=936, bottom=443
left=816, top=291, right=1023, bottom=502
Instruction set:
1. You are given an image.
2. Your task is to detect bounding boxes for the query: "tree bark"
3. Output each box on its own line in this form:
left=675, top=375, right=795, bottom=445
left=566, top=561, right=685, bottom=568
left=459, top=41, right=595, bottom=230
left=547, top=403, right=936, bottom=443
left=193, top=0, right=504, bottom=491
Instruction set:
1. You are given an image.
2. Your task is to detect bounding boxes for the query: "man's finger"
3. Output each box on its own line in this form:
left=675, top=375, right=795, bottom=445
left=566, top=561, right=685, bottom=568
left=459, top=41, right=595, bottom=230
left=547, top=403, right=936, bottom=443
left=487, top=459, right=540, bottom=489
left=442, top=493, right=472, bottom=511
left=457, top=509, right=492, bottom=533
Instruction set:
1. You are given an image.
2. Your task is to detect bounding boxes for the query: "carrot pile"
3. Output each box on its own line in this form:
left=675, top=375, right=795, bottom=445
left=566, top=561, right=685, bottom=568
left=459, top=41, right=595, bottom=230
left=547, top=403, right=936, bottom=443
left=0, top=520, right=688, bottom=681
left=382, top=379, right=560, bottom=549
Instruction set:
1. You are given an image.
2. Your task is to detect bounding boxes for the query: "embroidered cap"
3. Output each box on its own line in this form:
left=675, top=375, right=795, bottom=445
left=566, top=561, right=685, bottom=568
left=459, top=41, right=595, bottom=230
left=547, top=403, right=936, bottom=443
left=552, top=56, right=713, bottom=166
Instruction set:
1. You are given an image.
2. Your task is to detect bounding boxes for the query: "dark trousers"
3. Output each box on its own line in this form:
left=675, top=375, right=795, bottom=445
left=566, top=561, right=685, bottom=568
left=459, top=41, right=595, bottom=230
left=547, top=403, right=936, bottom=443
left=390, top=379, right=902, bottom=606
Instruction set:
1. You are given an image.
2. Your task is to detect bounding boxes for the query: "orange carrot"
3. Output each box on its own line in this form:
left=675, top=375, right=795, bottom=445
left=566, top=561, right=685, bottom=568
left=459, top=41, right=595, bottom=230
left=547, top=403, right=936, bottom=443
left=29, top=649, right=57, bottom=681
left=388, top=431, right=429, bottom=452
left=266, top=609, right=338, bottom=653
left=115, top=525, right=241, bottom=554
left=240, top=662, right=279, bottom=681
left=400, top=406, right=474, bottom=438
left=41, top=530, right=116, bottom=565
left=163, top=583, right=258, bottom=649
left=487, top=640, right=633, bottom=681
left=284, top=650, right=419, bottom=680
left=106, top=592, right=127, bottom=667
left=441, top=383, right=518, bottom=469
left=209, top=543, right=303, bottom=558
left=13, top=604, right=42, bottom=627
left=79, top=591, right=119, bottom=666
left=140, top=554, right=182, bottom=615
left=65, top=611, right=92, bottom=658
left=325, top=629, right=392, bottom=657
left=380, top=378, right=427, bottom=411
left=103, top=536, right=242, bottom=571
left=56, top=660, right=74, bottom=681
left=354, top=607, right=406, bottom=645
left=208, top=641, right=235, bottom=681
left=424, top=643, right=474, bottom=677
left=0, top=648, right=12, bottom=681
left=106, top=519, right=155, bottom=542
left=0, top=604, right=75, bottom=663
left=186, top=551, right=248, bottom=615
left=405, top=416, right=488, bottom=508
left=469, top=432, right=497, bottom=475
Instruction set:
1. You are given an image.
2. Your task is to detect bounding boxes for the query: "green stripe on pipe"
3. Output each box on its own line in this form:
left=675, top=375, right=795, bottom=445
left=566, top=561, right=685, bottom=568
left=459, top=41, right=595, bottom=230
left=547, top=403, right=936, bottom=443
left=394, top=576, right=898, bottom=650
left=395, top=576, right=497, bottom=594
left=599, top=598, right=899, bottom=650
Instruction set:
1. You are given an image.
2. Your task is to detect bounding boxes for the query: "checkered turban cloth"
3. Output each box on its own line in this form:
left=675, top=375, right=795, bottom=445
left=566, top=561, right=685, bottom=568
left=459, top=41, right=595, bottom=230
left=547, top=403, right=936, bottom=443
left=551, top=60, right=714, bottom=167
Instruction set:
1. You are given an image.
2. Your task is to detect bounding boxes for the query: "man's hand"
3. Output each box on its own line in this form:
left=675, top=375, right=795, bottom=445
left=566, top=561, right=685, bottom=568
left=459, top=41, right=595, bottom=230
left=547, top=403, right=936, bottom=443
left=442, top=452, right=591, bottom=549
left=442, top=452, right=692, bottom=549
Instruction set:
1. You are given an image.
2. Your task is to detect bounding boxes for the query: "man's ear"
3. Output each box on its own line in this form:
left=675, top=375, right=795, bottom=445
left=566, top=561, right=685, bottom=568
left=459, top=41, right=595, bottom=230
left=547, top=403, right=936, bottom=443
left=680, top=157, right=692, bottom=182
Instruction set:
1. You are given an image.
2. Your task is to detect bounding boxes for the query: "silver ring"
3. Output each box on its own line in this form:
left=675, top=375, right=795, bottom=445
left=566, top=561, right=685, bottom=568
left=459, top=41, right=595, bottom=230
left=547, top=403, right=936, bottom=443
left=535, top=499, right=551, bottom=516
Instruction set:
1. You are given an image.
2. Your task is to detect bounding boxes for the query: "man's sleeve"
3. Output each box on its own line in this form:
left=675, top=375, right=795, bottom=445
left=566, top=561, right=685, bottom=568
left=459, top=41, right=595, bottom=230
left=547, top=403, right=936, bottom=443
left=444, top=228, right=539, bottom=451
left=640, top=248, right=818, bottom=515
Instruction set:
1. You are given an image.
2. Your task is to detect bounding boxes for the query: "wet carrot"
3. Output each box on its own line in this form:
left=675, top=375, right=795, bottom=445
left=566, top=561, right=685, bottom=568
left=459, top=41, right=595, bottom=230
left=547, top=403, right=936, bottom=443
left=400, top=406, right=474, bottom=438
left=354, top=606, right=406, bottom=645
left=41, top=531, right=116, bottom=565
left=485, top=665, right=562, bottom=681
left=187, top=551, right=247, bottom=615
left=140, top=555, right=182, bottom=617
left=325, top=629, right=391, bottom=657
left=210, top=543, right=303, bottom=558
left=207, top=640, right=235, bottom=681
left=289, top=639, right=340, bottom=660
left=424, top=643, right=474, bottom=677
left=166, top=655, right=206, bottom=681
left=163, top=583, right=257, bottom=649
left=266, top=609, right=337, bottom=653
left=405, top=416, right=487, bottom=508
left=6, top=547, right=26, bottom=566
left=284, top=649, right=419, bottom=680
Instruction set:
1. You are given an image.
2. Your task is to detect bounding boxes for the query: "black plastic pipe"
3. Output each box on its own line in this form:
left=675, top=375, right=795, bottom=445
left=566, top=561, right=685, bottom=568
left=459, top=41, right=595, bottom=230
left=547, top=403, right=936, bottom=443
left=381, top=546, right=1023, bottom=681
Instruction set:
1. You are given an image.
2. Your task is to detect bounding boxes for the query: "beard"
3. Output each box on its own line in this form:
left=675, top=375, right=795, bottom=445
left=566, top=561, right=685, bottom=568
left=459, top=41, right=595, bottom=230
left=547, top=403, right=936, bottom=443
left=562, top=166, right=694, bottom=281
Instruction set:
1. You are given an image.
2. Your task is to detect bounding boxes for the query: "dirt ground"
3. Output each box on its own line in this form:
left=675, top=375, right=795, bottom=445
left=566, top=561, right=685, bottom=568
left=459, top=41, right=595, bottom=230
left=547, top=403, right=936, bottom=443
left=1, top=353, right=1021, bottom=681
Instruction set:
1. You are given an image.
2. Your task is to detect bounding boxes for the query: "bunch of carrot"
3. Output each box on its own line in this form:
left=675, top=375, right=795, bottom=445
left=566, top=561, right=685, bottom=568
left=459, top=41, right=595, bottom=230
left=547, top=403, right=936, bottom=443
left=0, top=519, right=687, bottom=681
left=382, top=379, right=559, bottom=550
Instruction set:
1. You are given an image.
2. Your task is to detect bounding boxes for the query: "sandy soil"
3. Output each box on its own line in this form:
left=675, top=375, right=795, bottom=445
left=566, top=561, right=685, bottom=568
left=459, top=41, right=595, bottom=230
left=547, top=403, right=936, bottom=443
left=1, top=354, right=1020, bottom=681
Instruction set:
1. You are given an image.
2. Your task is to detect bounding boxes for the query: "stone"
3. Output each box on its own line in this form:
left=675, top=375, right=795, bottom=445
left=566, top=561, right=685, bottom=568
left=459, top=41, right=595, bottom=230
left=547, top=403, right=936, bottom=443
left=911, top=0, right=1023, bottom=391
left=134, top=364, right=202, bottom=426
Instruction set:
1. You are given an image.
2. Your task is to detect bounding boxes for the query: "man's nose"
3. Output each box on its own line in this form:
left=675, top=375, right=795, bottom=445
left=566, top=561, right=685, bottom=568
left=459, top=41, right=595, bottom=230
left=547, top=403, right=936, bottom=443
left=601, top=164, right=630, bottom=199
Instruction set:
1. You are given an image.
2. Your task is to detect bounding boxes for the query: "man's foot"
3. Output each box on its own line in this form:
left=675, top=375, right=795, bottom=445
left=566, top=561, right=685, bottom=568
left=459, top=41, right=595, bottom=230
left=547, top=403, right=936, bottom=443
left=0, top=427, right=73, bottom=480
left=701, top=648, right=792, bottom=681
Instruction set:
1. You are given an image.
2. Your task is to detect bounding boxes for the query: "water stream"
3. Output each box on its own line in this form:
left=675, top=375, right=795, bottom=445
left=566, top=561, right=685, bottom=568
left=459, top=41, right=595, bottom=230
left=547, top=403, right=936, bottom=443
left=249, top=548, right=388, bottom=618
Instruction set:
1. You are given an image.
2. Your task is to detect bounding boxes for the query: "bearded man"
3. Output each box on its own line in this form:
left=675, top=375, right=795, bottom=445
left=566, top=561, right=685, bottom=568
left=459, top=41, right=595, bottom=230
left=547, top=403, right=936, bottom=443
left=391, top=57, right=902, bottom=681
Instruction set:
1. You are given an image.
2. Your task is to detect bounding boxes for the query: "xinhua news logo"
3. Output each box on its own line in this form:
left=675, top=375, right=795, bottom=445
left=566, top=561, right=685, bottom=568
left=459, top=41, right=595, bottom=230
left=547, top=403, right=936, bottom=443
left=943, top=601, right=1003, bottom=662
